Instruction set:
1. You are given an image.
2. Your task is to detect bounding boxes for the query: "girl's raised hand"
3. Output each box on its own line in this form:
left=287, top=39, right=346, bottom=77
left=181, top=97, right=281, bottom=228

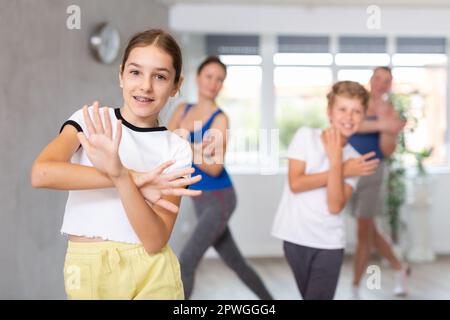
left=77, top=102, right=124, bottom=178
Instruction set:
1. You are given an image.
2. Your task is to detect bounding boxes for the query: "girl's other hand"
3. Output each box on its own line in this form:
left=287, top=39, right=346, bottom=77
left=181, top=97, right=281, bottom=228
left=130, top=161, right=202, bottom=212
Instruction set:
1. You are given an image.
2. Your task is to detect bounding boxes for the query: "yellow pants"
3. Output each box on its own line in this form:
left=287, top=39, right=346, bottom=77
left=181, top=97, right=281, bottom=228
left=63, top=240, right=184, bottom=300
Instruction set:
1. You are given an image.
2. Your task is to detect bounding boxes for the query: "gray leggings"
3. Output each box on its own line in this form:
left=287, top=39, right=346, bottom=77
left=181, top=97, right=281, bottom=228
left=179, top=187, right=273, bottom=300
left=283, top=241, right=344, bottom=300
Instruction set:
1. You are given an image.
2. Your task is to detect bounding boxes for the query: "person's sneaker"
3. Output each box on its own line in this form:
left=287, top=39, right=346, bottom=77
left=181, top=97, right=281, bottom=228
left=351, top=284, right=361, bottom=300
left=393, top=265, right=411, bottom=297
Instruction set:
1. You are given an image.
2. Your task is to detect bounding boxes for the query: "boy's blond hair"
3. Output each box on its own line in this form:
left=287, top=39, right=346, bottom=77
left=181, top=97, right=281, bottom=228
left=327, top=81, right=369, bottom=111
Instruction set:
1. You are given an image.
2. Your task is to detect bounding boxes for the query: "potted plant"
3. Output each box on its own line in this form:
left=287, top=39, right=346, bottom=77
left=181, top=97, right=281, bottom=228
left=383, top=93, right=409, bottom=245
left=385, top=92, right=435, bottom=262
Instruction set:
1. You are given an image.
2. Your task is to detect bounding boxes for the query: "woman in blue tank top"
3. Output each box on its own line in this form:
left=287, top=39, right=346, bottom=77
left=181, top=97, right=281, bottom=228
left=168, top=56, right=272, bottom=300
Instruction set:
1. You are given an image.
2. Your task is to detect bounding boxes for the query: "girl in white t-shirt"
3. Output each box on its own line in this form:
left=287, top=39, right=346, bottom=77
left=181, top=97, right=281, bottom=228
left=31, top=29, right=202, bottom=299
left=272, top=81, right=380, bottom=300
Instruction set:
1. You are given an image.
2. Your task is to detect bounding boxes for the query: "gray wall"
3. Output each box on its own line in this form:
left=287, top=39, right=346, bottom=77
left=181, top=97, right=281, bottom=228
left=0, top=0, right=169, bottom=299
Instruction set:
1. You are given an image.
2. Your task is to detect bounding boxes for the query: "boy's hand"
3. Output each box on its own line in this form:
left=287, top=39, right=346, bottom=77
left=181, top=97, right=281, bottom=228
left=343, top=151, right=380, bottom=177
left=322, top=127, right=343, bottom=165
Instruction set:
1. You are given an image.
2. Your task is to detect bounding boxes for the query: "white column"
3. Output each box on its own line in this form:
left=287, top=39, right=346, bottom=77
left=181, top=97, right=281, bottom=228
left=446, top=35, right=450, bottom=166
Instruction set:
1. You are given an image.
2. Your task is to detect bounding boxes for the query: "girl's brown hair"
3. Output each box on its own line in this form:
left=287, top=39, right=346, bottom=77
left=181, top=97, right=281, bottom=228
left=197, top=56, right=227, bottom=76
left=120, top=29, right=182, bottom=84
left=327, top=81, right=369, bottom=111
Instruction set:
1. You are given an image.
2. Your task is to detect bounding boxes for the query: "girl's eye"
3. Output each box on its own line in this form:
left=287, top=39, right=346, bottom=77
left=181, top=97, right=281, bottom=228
left=155, top=74, right=167, bottom=80
left=130, top=70, right=139, bottom=76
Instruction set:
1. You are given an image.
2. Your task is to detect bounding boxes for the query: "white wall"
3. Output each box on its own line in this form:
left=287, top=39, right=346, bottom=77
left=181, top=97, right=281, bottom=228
left=170, top=4, right=450, bottom=36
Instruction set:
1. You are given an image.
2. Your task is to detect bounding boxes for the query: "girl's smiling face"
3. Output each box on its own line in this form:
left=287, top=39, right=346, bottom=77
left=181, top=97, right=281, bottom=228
left=328, top=95, right=365, bottom=138
left=119, top=45, right=180, bottom=127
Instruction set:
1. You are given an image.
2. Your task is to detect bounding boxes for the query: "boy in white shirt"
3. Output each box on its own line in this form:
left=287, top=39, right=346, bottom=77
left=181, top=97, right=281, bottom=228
left=272, top=81, right=380, bottom=300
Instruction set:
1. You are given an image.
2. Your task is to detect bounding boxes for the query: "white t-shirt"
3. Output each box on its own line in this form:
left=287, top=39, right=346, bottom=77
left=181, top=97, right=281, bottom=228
left=60, top=106, right=192, bottom=244
left=272, top=127, right=361, bottom=249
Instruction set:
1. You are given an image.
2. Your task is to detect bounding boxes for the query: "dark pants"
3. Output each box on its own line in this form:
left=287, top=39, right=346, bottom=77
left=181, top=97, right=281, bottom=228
left=283, top=241, right=344, bottom=300
left=180, top=187, right=273, bottom=300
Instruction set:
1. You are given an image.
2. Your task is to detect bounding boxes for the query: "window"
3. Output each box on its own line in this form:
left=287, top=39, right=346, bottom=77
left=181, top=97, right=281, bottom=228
left=183, top=33, right=449, bottom=171
left=274, top=36, right=333, bottom=153
left=337, top=69, right=373, bottom=84
left=275, top=67, right=332, bottom=151
left=391, top=37, right=448, bottom=165
left=335, top=53, right=390, bottom=66
left=218, top=63, right=262, bottom=166
left=336, top=36, right=448, bottom=166
left=336, top=36, right=389, bottom=84
left=205, top=35, right=262, bottom=167
left=392, top=67, right=447, bottom=166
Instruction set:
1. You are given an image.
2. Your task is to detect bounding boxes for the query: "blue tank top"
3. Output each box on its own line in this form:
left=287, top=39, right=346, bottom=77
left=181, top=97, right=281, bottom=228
left=181, top=104, right=232, bottom=191
left=348, top=116, right=384, bottom=160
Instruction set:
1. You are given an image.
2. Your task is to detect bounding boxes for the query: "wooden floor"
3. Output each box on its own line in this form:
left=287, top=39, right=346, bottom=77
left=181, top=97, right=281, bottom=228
left=190, top=256, right=450, bottom=300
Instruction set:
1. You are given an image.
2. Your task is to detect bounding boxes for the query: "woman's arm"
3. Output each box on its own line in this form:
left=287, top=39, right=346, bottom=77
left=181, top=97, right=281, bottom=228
left=379, top=109, right=406, bottom=157
left=355, top=119, right=382, bottom=134
left=167, top=104, right=227, bottom=177
left=192, top=113, right=228, bottom=177
left=380, top=133, right=398, bottom=157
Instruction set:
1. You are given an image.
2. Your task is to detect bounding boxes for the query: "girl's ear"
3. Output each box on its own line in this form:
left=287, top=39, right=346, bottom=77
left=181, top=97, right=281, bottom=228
left=171, top=75, right=184, bottom=97
left=119, top=65, right=123, bottom=88
left=327, top=106, right=333, bottom=123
